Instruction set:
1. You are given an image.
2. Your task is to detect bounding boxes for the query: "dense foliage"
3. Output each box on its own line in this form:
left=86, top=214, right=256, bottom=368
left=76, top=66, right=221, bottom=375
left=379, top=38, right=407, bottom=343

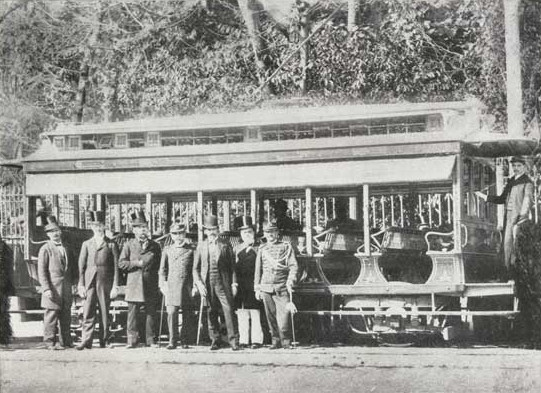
left=0, top=0, right=541, bottom=159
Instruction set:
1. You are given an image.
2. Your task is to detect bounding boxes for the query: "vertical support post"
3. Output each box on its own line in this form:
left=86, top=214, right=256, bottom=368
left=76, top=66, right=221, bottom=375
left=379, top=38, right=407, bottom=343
left=114, top=205, right=121, bottom=234
left=453, top=155, right=463, bottom=255
left=349, top=196, right=357, bottom=220
left=197, top=191, right=204, bottom=242
left=305, top=187, right=313, bottom=256
left=25, top=196, right=35, bottom=259
left=73, top=195, right=80, bottom=228
left=211, top=196, right=218, bottom=216
left=145, top=193, right=153, bottom=235
left=363, top=185, right=370, bottom=255
left=503, top=0, right=523, bottom=137
left=52, top=195, right=59, bottom=220
left=165, top=196, right=172, bottom=232
left=496, top=158, right=505, bottom=229
left=250, top=190, right=257, bottom=231
left=96, top=194, right=105, bottom=211
left=223, top=200, right=231, bottom=231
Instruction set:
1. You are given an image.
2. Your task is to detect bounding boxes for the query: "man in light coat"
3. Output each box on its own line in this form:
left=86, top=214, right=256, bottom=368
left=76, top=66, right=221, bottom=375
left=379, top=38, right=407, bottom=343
left=119, top=211, right=161, bottom=348
left=193, top=215, right=240, bottom=351
left=159, top=221, right=195, bottom=349
left=76, top=211, right=119, bottom=350
left=38, top=216, right=77, bottom=350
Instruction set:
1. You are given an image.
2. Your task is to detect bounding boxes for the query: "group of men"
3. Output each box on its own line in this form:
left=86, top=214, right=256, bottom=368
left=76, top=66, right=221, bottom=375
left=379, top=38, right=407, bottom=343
left=37, top=210, right=298, bottom=351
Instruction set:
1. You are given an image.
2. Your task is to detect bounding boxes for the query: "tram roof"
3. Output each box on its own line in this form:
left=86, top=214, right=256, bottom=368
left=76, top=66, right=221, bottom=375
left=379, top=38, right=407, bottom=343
left=45, top=100, right=477, bottom=136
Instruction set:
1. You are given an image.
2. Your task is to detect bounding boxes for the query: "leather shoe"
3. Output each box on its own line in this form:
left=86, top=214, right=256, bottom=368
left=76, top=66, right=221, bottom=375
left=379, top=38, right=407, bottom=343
left=76, top=342, right=92, bottom=351
left=52, top=343, right=66, bottom=350
left=166, top=344, right=176, bottom=350
left=147, top=343, right=160, bottom=349
left=269, top=343, right=281, bottom=350
left=125, top=344, right=137, bottom=349
left=181, top=344, right=190, bottom=349
left=251, top=343, right=262, bottom=349
left=210, top=343, right=220, bottom=351
left=231, top=344, right=241, bottom=351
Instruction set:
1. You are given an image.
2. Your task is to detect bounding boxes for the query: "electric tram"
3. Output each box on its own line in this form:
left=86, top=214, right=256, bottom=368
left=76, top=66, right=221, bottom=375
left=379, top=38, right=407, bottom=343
left=6, top=99, right=538, bottom=343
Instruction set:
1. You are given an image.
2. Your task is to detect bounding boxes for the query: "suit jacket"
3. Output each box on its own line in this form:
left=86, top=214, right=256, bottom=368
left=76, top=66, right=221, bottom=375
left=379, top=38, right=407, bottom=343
left=119, top=238, right=161, bottom=303
left=234, top=242, right=259, bottom=309
left=159, top=241, right=195, bottom=307
left=487, top=174, right=534, bottom=225
left=38, top=241, right=77, bottom=310
left=78, top=236, right=119, bottom=291
left=193, top=238, right=237, bottom=295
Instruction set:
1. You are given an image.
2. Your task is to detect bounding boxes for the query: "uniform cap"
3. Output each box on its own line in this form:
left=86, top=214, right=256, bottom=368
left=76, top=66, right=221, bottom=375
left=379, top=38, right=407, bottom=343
left=44, top=216, right=61, bottom=232
left=130, top=210, right=148, bottom=227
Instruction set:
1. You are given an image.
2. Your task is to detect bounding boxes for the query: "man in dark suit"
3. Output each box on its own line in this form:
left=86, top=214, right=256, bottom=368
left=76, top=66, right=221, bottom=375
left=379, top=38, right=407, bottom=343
left=477, top=156, right=534, bottom=268
left=159, top=220, right=195, bottom=349
left=118, top=210, right=161, bottom=348
left=76, top=211, right=119, bottom=350
left=193, top=215, right=240, bottom=351
left=37, top=216, right=77, bottom=350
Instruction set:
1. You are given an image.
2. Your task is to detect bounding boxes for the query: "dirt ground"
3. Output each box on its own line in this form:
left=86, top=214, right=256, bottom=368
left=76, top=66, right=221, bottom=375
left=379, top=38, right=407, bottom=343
left=2, top=337, right=541, bottom=393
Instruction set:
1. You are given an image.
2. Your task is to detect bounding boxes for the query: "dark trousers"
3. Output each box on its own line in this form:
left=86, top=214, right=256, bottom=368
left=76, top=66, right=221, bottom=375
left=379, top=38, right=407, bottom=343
left=127, top=301, right=157, bottom=346
left=167, top=306, right=195, bottom=345
left=81, top=279, right=111, bottom=345
left=261, top=290, right=291, bottom=345
left=43, top=306, right=72, bottom=346
left=207, top=282, right=238, bottom=345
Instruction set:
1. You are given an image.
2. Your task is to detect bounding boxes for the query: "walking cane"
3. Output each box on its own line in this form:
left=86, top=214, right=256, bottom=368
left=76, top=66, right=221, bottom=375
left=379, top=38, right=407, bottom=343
left=287, top=289, right=298, bottom=348
left=196, top=295, right=204, bottom=346
left=158, top=294, right=165, bottom=348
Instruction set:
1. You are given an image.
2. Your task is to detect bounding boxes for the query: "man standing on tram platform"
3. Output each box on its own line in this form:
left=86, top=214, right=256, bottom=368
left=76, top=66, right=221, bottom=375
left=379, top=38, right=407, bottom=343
left=119, top=210, right=161, bottom=348
left=476, top=156, right=534, bottom=270
left=159, top=220, right=195, bottom=349
left=193, top=215, right=240, bottom=351
left=76, top=211, right=120, bottom=350
left=255, top=221, right=298, bottom=349
left=37, top=216, right=77, bottom=350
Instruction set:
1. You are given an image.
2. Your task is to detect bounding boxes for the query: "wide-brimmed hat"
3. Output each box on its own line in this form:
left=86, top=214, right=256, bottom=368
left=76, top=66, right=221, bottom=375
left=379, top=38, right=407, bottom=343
left=45, top=216, right=61, bottom=232
left=263, top=220, right=279, bottom=232
left=510, top=156, right=526, bottom=164
left=130, top=210, right=148, bottom=227
left=203, top=215, right=219, bottom=229
left=237, top=216, right=254, bottom=231
left=87, top=210, right=105, bottom=225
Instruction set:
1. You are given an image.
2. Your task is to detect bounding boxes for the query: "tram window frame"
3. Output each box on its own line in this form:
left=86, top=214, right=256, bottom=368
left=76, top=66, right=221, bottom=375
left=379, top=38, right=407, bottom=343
left=114, top=133, right=128, bottom=149
left=53, top=137, right=65, bottom=150
left=67, top=136, right=81, bottom=151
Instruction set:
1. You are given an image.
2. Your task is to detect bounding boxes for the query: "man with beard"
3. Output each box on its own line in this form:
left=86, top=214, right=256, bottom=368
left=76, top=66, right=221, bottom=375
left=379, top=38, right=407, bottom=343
left=76, top=211, right=119, bottom=350
left=119, top=210, right=161, bottom=348
left=159, top=220, right=195, bottom=349
left=38, top=216, right=77, bottom=350
left=193, top=215, right=240, bottom=351
left=234, top=216, right=264, bottom=349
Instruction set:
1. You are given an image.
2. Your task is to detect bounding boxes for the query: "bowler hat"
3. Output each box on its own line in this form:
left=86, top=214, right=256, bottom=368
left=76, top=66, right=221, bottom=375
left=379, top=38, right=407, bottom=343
left=263, top=220, right=279, bottom=232
left=203, top=215, right=219, bottom=229
left=237, top=216, right=254, bottom=231
left=87, top=210, right=105, bottom=225
left=44, top=216, right=61, bottom=232
left=130, top=210, right=148, bottom=227
left=510, top=156, right=526, bottom=164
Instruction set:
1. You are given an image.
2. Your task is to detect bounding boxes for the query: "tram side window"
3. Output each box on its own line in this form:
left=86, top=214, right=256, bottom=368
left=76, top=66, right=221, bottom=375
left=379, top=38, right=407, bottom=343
left=262, top=198, right=304, bottom=232
left=463, top=158, right=497, bottom=222
left=203, top=198, right=251, bottom=233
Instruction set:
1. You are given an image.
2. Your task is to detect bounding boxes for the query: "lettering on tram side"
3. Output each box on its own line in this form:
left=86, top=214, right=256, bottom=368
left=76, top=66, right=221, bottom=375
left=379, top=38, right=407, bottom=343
left=74, top=160, right=106, bottom=169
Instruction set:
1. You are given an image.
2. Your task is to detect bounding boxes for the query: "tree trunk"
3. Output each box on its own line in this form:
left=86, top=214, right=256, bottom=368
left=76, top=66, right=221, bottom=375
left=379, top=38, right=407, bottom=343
left=72, top=4, right=103, bottom=124
left=299, top=11, right=309, bottom=95
left=238, top=0, right=275, bottom=95
left=347, top=0, right=358, bottom=32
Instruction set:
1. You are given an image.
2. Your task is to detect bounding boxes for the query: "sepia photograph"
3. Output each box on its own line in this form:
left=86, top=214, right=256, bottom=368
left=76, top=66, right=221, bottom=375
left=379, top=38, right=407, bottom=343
left=1, top=0, right=541, bottom=392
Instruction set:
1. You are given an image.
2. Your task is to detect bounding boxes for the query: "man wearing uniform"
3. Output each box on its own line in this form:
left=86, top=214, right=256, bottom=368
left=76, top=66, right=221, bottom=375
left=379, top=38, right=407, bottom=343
left=254, top=221, right=298, bottom=349
left=193, top=215, right=240, bottom=351
left=477, top=156, right=534, bottom=268
left=37, top=216, right=77, bottom=350
left=76, top=211, right=120, bottom=350
left=234, top=216, right=264, bottom=349
left=159, top=220, right=195, bottom=349
left=119, top=210, right=161, bottom=348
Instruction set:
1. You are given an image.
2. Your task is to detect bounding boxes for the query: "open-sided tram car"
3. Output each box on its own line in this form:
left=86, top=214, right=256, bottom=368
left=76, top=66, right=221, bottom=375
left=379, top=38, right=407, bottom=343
left=12, top=100, right=537, bottom=343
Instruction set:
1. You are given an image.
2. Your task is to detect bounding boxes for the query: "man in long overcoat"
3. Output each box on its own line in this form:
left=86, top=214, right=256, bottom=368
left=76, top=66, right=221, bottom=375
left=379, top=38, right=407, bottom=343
left=159, top=221, right=195, bottom=349
left=38, top=216, right=77, bottom=350
left=119, top=211, right=161, bottom=348
left=193, top=215, right=240, bottom=351
left=76, top=211, right=119, bottom=350
left=477, top=156, right=534, bottom=269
